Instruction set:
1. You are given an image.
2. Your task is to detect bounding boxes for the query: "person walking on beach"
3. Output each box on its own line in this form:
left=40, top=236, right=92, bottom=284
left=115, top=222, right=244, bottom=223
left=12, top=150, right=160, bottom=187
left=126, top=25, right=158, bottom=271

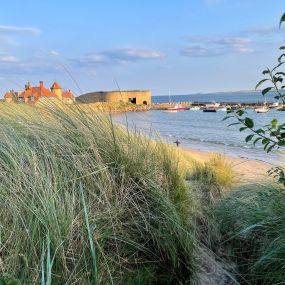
left=174, top=140, right=181, bottom=147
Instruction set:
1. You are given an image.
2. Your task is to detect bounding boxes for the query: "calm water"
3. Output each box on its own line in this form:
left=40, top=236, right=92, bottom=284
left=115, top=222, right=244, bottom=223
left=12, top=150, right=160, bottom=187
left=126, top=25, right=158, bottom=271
left=152, top=91, right=277, bottom=104
left=112, top=93, right=284, bottom=165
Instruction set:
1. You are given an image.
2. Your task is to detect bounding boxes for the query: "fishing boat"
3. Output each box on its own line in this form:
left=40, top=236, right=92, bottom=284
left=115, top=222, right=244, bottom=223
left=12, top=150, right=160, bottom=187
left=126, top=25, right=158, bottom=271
left=254, top=106, right=269, bottom=113
left=166, top=104, right=186, bottom=111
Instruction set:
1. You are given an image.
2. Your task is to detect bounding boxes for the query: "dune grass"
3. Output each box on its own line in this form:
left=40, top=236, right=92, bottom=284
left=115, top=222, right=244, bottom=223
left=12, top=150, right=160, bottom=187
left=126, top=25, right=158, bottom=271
left=0, top=102, right=197, bottom=284
left=77, top=101, right=150, bottom=113
left=215, top=183, right=285, bottom=284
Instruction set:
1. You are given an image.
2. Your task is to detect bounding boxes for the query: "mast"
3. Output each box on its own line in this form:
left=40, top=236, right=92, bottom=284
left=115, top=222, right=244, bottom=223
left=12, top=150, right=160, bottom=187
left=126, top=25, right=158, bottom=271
left=168, top=90, right=171, bottom=104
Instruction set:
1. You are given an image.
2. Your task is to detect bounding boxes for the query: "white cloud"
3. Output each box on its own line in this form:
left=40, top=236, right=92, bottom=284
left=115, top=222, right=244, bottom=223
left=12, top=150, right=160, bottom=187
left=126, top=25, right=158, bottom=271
left=0, top=55, right=18, bottom=62
left=50, top=50, right=59, bottom=56
left=0, top=25, right=41, bottom=35
left=181, top=36, right=254, bottom=57
left=241, top=26, right=285, bottom=36
left=73, top=48, right=165, bottom=68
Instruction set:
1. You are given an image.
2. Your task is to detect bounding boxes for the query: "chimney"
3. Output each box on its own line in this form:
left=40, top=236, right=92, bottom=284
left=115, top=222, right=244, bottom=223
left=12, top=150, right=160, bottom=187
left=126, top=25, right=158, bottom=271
left=39, top=81, right=43, bottom=88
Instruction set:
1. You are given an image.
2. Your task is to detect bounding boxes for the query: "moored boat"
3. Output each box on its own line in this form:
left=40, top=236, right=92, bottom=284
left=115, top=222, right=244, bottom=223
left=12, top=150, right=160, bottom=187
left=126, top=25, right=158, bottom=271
left=269, top=102, right=280, bottom=109
left=189, top=106, right=200, bottom=110
left=203, top=107, right=217, bottom=113
left=254, top=106, right=269, bottom=113
left=206, top=101, right=220, bottom=108
left=166, top=104, right=186, bottom=111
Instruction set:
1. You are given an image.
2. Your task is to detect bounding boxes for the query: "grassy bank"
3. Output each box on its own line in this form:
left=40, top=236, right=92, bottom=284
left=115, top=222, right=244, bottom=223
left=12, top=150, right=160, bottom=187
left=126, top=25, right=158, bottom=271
left=0, top=103, right=199, bottom=284
left=76, top=101, right=150, bottom=113
left=2, top=102, right=284, bottom=284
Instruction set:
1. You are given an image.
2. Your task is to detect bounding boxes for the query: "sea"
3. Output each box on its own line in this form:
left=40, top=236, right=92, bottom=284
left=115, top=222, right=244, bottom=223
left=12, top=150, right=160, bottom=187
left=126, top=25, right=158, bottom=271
left=112, top=92, right=284, bottom=165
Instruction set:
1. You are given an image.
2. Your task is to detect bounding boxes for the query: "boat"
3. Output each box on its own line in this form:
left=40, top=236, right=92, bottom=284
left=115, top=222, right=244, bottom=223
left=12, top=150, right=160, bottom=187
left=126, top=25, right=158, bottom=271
left=269, top=102, right=280, bottom=109
left=203, top=107, right=217, bottom=113
left=206, top=101, right=220, bottom=108
left=217, top=107, right=227, bottom=111
left=254, top=106, right=269, bottom=113
left=166, top=104, right=186, bottom=111
left=189, top=106, right=200, bottom=110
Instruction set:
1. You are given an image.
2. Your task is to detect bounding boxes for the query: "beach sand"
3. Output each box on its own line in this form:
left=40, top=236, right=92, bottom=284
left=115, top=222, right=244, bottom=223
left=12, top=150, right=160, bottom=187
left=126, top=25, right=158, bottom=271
left=183, top=147, right=275, bottom=184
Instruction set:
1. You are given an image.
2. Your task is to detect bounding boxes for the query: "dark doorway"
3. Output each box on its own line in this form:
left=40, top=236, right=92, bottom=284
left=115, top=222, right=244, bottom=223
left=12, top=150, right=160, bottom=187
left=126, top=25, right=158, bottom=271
left=128, top=97, right=136, bottom=104
left=143, top=101, right=147, bottom=105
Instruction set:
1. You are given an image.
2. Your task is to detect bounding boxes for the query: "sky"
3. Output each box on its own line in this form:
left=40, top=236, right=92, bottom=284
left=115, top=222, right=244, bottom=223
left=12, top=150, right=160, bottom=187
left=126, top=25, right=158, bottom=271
left=0, top=0, right=284, bottom=96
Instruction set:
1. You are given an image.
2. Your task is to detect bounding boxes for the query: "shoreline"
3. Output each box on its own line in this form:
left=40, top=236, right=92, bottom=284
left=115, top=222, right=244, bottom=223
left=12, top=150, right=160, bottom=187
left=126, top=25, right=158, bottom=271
left=182, top=146, right=274, bottom=184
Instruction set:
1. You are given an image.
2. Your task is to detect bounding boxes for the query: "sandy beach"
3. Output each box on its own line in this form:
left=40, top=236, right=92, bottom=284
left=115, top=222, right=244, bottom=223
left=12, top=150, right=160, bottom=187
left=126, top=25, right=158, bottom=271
left=183, top=147, right=275, bottom=184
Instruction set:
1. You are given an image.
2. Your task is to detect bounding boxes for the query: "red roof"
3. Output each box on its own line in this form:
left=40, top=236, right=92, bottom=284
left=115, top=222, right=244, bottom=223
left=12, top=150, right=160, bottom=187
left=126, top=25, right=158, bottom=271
left=5, top=81, right=74, bottom=102
left=51, top=82, right=61, bottom=89
left=18, top=84, right=55, bottom=98
left=4, top=91, right=12, bottom=98
left=62, top=90, right=74, bottom=99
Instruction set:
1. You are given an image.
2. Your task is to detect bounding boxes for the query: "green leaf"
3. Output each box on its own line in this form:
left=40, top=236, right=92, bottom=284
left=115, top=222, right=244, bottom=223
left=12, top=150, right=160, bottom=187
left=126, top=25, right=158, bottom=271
left=278, top=140, right=285, bottom=146
left=222, top=115, right=234, bottom=121
left=262, top=87, right=273, bottom=96
left=253, top=137, right=262, bottom=145
left=263, top=142, right=270, bottom=150
left=267, top=145, right=275, bottom=153
left=271, top=118, right=278, bottom=127
left=262, top=138, right=270, bottom=144
left=273, top=76, right=283, bottom=83
left=239, top=127, right=247, bottom=132
left=245, top=134, right=254, bottom=142
left=280, top=46, right=285, bottom=50
left=244, top=117, right=254, bottom=128
left=262, top=69, right=270, bottom=75
left=256, top=128, right=265, bottom=134
left=278, top=54, right=285, bottom=63
left=280, top=12, right=285, bottom=27
left=228, top=122, right=240, bottom=127
left=275, top=72, right=285, bottom=76
left=255, top=79, right=269, bottom=90
left=236, top=109, right=245, bottom=116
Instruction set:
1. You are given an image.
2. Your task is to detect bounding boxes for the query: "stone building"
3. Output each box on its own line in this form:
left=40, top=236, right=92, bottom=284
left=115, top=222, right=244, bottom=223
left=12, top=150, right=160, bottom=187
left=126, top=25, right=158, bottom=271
left=4, top=81, right=75, bottom=104
left=77, top=90, right=151, bottom=105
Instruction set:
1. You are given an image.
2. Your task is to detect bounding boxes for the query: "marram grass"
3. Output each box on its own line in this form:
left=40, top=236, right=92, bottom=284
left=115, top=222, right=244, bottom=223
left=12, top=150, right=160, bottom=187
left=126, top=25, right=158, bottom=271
left=0, top=102, right=196, bottom=284
left=215, top=184, right=285, bottom=284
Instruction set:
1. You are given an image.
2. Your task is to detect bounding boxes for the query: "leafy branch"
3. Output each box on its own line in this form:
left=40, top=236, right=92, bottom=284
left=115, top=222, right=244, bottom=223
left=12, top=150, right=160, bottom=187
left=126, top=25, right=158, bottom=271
left=225, top=13, right=285, bottom=185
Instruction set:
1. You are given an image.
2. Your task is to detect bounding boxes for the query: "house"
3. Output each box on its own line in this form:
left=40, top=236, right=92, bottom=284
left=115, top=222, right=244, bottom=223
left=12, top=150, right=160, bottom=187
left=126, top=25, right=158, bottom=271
left=4, top=81, right=75, bottom=104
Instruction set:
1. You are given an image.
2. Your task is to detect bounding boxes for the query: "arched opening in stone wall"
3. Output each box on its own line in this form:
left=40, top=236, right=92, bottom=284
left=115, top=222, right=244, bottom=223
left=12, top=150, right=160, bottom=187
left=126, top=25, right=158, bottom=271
left=143, top=101, right=147, bottom=105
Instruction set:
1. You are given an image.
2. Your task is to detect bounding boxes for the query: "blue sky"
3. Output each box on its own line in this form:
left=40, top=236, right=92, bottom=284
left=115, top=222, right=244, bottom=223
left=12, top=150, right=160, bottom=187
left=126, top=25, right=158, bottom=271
left=0, top=0, right=284, bottom=96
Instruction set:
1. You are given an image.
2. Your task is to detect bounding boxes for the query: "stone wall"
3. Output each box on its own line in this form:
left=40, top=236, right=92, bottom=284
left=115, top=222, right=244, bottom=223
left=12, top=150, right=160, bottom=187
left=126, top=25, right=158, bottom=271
left=77, top=90, right=151, bottom=105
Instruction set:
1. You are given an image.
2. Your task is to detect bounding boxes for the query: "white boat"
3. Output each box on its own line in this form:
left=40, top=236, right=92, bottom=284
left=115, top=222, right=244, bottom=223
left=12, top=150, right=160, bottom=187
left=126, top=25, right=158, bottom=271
left=189, top=106, right=200, bottom=110
left=254, top=106, right=269, bottom=113
left=206, top=101, right=220, bottom=108
left=217, top=107, right=227, bottom=111
left=269, top=102, right=279, bottom=108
